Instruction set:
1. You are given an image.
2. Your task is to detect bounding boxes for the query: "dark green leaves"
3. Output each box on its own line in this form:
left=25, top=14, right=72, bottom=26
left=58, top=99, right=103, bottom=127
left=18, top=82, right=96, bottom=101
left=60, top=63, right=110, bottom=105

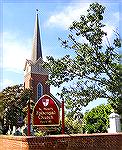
left=1, top=85, right=34, bottom=134
left=113, top=38, right=121, bottom=48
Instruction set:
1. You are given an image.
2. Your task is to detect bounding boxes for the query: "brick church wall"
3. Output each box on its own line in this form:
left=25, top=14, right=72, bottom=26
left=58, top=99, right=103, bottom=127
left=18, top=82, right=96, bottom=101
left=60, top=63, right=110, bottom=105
left=24, top=73, right=50, bottom=102
left=31, top=74, right=50, bottom=101
left=0, top=133, right=122, bottom=150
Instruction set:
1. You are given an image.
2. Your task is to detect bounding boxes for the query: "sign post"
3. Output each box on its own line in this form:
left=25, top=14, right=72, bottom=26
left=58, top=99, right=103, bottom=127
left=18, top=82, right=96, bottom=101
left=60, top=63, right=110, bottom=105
left=62, top=99, right=65, bottom=134
left=27, top=98, right=31, bottom=136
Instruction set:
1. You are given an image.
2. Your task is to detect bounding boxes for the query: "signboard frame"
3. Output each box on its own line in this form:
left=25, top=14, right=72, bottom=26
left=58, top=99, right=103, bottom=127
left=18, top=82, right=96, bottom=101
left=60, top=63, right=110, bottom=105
left=32, top=94, right=60, bottom=127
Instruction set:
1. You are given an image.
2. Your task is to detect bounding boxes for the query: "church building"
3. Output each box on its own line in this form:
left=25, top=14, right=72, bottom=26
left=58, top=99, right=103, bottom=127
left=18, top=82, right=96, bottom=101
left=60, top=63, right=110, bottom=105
left=24, top=12, right=60, bottom=106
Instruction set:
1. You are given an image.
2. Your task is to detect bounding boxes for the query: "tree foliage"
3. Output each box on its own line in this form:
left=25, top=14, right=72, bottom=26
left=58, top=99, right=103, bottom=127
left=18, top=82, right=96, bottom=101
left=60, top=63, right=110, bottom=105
left=64, top=117, right=82, bottom=134
left=64, top=111, right=83, bottom=134
left=43, top=3, right=121, bottom=114
left=83, top=104, right=112, bottom=133
left=0, top=84, right=34, bottom=134
left=0, top=93, right=4, bottom=124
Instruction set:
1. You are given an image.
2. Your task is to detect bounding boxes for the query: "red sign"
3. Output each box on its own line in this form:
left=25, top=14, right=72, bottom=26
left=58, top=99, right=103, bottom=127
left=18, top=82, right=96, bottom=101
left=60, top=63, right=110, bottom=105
left=32, top=95, right=60, bottom=126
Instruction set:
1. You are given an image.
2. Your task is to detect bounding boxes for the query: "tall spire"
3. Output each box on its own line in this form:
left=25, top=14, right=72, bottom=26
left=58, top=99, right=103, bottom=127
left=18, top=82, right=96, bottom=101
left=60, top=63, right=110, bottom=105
left=31, top=10, right=42, bottom=62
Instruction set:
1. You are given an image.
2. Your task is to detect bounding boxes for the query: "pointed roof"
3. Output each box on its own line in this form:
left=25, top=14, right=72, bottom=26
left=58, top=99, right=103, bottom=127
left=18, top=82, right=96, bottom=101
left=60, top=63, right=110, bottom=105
left=31, top=11, right=42, bottom=62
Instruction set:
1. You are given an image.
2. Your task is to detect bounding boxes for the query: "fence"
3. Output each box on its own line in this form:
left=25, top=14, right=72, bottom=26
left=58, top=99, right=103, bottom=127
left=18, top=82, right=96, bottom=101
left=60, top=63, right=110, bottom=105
left=0, top=133, right=122, bottom=150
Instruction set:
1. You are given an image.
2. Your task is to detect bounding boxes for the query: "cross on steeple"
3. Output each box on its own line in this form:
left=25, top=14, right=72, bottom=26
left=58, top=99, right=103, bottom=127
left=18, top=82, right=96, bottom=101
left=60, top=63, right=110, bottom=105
left=31, top=9, right=42, bottom=62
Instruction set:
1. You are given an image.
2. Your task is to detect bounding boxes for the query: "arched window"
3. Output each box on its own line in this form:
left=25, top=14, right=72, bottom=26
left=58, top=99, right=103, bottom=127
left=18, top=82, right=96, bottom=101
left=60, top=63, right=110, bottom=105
left=37, top=83, right=43, bottom=100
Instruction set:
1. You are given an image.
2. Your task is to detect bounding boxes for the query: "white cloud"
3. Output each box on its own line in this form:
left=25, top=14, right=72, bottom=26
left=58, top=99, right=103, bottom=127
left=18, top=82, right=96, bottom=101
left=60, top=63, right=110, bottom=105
left=0, top=79, right=14, bottom=91
left=46, top=2, right=118, bottom=42
left=1, top=32, right=31, bottom=73
left=46, top=3, right=89, bottom=29
left=103, top=25, right=114, bottom=37
left=102, top=24, right=115, bottom=44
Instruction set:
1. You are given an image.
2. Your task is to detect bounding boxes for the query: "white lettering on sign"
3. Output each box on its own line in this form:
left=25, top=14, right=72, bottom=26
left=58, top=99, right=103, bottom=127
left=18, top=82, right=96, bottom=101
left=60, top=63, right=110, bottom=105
left=35, top=107, right=56, bottom=122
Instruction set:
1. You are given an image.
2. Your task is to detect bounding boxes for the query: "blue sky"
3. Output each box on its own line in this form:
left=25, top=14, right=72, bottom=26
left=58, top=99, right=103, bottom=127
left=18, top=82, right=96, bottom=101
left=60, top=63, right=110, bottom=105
left=0, top=0, right=122, bottom=112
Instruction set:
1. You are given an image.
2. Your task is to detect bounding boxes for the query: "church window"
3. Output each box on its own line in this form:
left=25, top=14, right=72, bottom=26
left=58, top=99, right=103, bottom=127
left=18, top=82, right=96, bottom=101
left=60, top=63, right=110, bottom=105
left=37, top=83, right=43, bottom=100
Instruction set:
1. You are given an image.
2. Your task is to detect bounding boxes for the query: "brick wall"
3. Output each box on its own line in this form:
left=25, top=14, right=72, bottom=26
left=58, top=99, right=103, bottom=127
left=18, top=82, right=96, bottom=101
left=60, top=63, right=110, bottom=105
left=0, top=133, right=122, bottom=150
left=31, top=74, right=50, bottom=100
left=0, top=136, right=29, bottom=150
left=24, top=73, right=50, bottom=102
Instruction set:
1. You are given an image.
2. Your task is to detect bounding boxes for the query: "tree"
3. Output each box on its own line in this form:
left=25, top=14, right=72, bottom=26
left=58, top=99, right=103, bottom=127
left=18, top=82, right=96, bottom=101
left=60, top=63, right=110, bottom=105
left=0, top=93, right=4, bottom=122
left=43, top=2, right=121, bottom=115
left=64, top=111, right=83, bottom=134
left=0, top=85, right=23, bottom=133
left=0, top=93, right=4, bottom=134
left=82, top=104, right=112, bottom=133
left=108, top=64, right=122, bottom=115
left=0, top=84, right=33, bottom=134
